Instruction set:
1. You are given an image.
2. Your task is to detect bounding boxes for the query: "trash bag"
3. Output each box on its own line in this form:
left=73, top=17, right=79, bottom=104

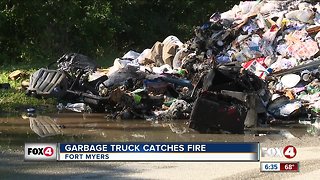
left=57, top=53, right=98, bottom=73
left=102, top=65, right=146, bottom=88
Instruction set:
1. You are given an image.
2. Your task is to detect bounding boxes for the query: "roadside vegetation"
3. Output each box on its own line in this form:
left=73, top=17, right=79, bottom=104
left=0, top=1, right=241, bottom=65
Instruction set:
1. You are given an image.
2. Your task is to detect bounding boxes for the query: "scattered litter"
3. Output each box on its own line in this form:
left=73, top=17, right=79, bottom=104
left=26, top=107, right=36, bottom=117
left=0, top=83, right=10, bottom=90
left=8, top=70, right=25, bottom=80
left=131, top=134, right=146, bottom=138
left=21, top=80, right=29, bottom=89
left=57, top=103, right=92, bottom=113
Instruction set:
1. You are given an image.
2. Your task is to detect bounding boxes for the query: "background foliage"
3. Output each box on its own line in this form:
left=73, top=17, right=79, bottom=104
left=0, top=0, right=239, bottom=65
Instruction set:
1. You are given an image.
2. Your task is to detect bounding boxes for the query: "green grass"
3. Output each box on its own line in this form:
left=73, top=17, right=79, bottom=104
left=0, top=89, right=56, bottom=113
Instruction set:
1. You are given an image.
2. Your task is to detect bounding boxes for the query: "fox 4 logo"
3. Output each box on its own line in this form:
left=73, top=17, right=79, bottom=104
left=261, top=145, right=297, bottom=159
left=28, top=147, right=54, bottom=157
left=25, top=143, right=57, bottom=161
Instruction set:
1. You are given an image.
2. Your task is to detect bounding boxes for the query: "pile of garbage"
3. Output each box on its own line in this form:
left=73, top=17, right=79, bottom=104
left=27, top=0, right=320, bottom=134
left=186, top=0, right=320, bottom=130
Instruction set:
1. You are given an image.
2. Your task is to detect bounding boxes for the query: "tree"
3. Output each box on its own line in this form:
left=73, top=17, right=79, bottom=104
left=0, top=0, right=241, bottom=64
